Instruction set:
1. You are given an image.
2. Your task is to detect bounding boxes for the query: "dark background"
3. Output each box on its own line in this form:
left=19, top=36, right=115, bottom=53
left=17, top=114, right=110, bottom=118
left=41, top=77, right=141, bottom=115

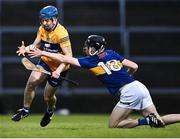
left=0, top=0, right=180, bottom=114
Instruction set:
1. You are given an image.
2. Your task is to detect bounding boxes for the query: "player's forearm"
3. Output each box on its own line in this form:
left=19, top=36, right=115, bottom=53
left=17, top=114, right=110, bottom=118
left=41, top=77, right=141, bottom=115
left=41, top=51, right=65, bottom=62
left=127, top=67, right=138, bottom=76
left=55, top=63, right=66, bottom=73
left=32, top=37, right=41, bottom=48
left=126, top=64, right=138, bottom=76
left=41, top=51, right=80, bottom=67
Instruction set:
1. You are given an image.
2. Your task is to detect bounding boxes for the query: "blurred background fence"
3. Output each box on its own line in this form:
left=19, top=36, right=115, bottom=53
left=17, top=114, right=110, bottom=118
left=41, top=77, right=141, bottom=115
left=1, top=0, right=180, bottom=114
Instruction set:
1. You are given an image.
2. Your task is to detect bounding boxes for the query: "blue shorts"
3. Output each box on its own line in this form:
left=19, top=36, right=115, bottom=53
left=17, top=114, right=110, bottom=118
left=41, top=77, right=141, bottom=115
left=38, top=59, right=68, bottom=87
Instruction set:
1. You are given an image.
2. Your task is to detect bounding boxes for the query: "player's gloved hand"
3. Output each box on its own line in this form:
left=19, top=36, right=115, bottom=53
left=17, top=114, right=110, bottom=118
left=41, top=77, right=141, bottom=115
left=51, top=70, right=60, bottom=79
left=16, top=41, right=26, bottom=56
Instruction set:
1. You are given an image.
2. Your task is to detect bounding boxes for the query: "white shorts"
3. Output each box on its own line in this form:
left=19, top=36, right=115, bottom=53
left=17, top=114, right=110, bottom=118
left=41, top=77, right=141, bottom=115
left=116, top=80, right=153, bottom=110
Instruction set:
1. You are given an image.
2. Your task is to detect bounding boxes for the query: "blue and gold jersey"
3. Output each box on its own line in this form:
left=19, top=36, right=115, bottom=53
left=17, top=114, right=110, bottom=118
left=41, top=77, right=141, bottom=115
left=78, top=50, right=135, bottom=95
left=37, top=23, right=71, bottom=71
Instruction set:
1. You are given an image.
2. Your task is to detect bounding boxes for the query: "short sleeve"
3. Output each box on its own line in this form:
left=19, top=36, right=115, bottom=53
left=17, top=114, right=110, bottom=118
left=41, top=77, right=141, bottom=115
left=113, top=51, right=125, bottom=62
left=58, top=26, right=71, bottom=48
left=78, top=57, right=91, bottom=68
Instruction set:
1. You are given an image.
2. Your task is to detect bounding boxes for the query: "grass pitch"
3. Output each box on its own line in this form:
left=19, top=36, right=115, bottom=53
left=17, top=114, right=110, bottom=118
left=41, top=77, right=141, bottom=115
left=1, top=114, right=180, bottom=138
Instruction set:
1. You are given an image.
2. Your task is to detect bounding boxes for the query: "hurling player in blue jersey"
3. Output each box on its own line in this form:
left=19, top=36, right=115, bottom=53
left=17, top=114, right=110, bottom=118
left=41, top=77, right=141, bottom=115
left=28, top=35, right=180, bottom=128
left=12, top=5, right=72, bottom=127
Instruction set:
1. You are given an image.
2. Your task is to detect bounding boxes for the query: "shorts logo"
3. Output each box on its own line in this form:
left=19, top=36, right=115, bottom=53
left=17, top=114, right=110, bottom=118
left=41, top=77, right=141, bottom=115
left=44, top=43, right=51, bottom=48
left=51, top=81, right=58, bottom=85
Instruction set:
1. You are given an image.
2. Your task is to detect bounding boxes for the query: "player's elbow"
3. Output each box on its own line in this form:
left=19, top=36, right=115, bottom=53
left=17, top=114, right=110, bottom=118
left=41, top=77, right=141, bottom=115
left=133, top=63, right=138, bottom=71
left=129, top=63, right=138, bottom=72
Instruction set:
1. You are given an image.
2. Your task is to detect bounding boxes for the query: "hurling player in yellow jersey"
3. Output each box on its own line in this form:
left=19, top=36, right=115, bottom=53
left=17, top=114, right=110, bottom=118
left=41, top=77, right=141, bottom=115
left=12, top=5, right=72, bottom=127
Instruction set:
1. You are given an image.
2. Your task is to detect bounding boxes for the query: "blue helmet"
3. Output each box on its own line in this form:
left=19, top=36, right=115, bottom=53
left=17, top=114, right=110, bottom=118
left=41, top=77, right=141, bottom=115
left=39, top=5, right=58, bottom=19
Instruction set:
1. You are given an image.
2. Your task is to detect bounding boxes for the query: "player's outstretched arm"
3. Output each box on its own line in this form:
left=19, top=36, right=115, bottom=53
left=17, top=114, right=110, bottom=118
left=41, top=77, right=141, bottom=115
left=122, top=59, right=138, bottom=76
left=28, top=48, right=81, bottom=67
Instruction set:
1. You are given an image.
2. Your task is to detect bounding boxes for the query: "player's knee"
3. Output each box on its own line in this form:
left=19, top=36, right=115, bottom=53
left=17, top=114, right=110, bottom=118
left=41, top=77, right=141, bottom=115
left=26, top=82, right=37, bottom=90
left=28, top=75, right=43, bottom=86
left=26, top=78, right=42, bottom=89
left=108, top=122, right=118, bottom=128
left=109, top=120, right=129, bottom=128
left=44, top=96, right=50, bottom=102
left=109, top=124, right=115, bottom=128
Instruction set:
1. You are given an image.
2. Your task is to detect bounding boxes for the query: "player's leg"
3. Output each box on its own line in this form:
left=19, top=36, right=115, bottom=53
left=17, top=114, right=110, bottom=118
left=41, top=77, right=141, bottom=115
left=161, top=114, right=180, bottom=125
left=42, top=70, right=68, bottom=111
left=109, top=81, right=156, bottom=128
left=140, top=82, right=165, bottom=127
left=40, top=82, right=57, bottom=127
left=23, top=71, right=46, bottom=108
left=109, top=105, right=158, bottom=128
left=142, top=104, right=165, bottom=127
left=109, top=81, right=165, bottom=128
left=143, top=105, right=180, bottom=125
left=44, top=82, right=57, bottom=110
left=12, top=71, right=46, bottom=121
left=109, top=105, right=135, bottom=128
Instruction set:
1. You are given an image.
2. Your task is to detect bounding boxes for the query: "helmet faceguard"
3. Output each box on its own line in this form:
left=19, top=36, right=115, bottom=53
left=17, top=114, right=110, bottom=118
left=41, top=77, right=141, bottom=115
left=39, top=5, right=58, bottom=31
left=84, top=35, right=107, bottom=56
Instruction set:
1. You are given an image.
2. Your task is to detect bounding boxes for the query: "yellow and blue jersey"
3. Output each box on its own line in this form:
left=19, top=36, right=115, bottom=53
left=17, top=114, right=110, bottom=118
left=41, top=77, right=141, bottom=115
left=78, top=50, right=135, bottom=95
left=37, top=23, right=71, bottom=71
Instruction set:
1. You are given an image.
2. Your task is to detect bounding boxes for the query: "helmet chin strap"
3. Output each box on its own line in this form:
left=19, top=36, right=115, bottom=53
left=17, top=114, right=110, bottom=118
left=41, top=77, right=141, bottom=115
left=51, top=19, right=57, bottom=31
left=89, top=47, right=95, bottom=56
